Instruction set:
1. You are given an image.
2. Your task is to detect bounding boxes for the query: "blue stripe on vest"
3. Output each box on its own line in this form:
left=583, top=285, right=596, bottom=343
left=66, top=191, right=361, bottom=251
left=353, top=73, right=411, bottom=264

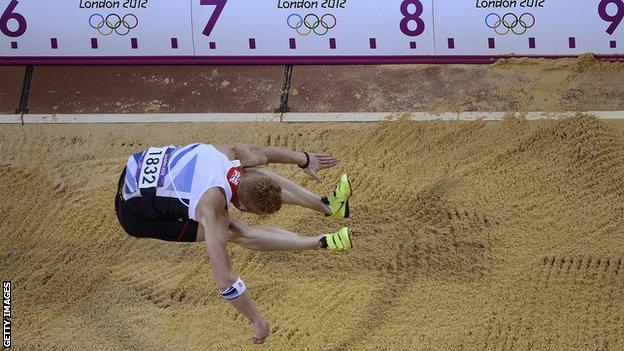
left=169, top=143, right=200, bottom=170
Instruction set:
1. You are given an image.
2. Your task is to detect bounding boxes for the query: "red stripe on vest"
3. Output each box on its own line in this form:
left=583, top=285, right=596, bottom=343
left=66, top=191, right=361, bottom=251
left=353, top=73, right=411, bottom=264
left=227, top=166, right=242, bottom=199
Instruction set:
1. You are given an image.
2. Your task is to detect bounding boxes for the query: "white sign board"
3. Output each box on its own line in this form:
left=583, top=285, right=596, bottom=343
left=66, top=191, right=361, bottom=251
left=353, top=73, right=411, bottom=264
left=435, top=0, right=622, bottom=56
left=191, top=0, right=435, bottom=59
left=0, top=0, right=194, bottom=61
left=0, top=0, right=622, bottom=64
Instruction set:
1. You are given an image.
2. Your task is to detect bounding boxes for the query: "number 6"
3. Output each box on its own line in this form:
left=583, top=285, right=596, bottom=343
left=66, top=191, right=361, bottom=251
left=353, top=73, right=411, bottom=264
left=1, top=0, right=27, bottom=37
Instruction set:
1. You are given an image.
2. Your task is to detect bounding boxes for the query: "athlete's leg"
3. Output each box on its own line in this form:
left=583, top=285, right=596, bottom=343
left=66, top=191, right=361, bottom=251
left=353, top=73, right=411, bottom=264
left=246, top=168, right=330, bottom=215
left=228, top=219, right=324, bottom=251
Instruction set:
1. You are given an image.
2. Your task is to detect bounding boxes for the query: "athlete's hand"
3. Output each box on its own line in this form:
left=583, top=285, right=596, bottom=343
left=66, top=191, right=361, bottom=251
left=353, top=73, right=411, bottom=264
left=251, top=317, right=270, bottom=345
left=303, top=153, right=340, bottom=182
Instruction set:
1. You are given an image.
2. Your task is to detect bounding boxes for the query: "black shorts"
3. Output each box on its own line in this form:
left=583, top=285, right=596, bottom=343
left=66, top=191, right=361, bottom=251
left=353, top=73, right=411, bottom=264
left=114, top=169, right=199, bottom=242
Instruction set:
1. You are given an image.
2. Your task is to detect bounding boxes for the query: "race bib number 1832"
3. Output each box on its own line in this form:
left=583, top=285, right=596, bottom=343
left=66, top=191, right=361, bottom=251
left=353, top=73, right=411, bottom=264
left=138, top=147, right=168, bottom=189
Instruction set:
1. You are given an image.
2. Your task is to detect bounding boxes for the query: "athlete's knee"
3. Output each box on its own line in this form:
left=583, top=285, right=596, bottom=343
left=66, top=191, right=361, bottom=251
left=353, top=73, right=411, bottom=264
left=229, top=219, right=248, bottom=235
left=229, top=220, right=257, bottom=246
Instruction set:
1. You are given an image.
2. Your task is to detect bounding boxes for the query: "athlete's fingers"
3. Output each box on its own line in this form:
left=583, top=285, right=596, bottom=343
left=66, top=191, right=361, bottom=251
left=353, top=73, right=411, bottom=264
left=313, top=157, right=336, bottom=166
left=317, top=154, right=339, bottom=162
left=252, top=336, right=265, bottom=344
left=318, top=155, right=338, bottom=162
left=315, top=156, right=339, bottom=165
left=304, top=168, right=323, bottom=183
left=307, top=156, right=331, bottom=171
left=310, top=173, right=322, bottom=183
left=253, top=335, right=267, bottom=344
left=314, top=154, right=339, bottom=163
left=319, top=159, right=340, bottom=168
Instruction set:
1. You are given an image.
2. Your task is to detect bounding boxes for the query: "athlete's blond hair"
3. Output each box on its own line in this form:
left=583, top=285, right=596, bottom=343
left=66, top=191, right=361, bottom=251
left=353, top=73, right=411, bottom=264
left=238, top=174, right=282, bottom=214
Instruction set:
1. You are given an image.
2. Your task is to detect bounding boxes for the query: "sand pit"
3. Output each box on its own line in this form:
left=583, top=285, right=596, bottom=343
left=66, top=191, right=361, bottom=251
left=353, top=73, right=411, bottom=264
left=1, top=116, right=624, bottom=350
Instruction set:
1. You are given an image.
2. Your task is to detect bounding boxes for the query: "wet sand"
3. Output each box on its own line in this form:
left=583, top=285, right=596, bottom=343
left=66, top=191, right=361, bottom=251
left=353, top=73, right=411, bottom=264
left=1, top=116, right=623, bottom=350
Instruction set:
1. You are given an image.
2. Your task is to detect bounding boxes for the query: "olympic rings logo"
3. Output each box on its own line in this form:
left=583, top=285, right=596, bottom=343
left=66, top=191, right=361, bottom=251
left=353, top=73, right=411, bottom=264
left=287, top=13, right=337, bottom=36
left=485, top=13, right=536, bottom=35
left=89, top=13, right=138, bottom=36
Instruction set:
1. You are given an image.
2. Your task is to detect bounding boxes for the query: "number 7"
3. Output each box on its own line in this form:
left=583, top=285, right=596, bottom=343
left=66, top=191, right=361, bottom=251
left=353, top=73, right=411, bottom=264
left=201, top=0, right=227, bottom=37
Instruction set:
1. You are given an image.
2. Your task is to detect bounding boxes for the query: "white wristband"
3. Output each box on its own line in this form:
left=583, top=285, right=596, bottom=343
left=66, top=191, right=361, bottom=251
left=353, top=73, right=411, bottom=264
left=220, top=277, right=246, bottom=300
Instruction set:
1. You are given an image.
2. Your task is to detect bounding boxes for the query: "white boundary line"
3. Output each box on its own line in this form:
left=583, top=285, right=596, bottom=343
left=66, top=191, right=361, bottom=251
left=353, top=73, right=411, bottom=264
left=284, top=111, right=624, bottom=122
left=1, top=115, right=21, bottom=123
left=0, top=113, right=281, bottom=124
left=0, top=111, right=622, bottom=124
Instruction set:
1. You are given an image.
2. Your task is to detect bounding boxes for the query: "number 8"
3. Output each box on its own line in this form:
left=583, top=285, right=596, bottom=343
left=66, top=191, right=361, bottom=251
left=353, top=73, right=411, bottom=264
left=400, top=0, right=425, bottom=37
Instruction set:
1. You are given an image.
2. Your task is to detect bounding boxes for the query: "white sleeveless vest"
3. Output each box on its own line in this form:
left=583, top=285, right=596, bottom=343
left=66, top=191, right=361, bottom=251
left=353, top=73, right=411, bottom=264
left=122, top=143, right=242, bottom=220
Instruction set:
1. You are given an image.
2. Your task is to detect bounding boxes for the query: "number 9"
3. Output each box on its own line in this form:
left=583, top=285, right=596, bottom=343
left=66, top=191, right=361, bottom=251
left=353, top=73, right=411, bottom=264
left=599, top=0, right=624, bottom=35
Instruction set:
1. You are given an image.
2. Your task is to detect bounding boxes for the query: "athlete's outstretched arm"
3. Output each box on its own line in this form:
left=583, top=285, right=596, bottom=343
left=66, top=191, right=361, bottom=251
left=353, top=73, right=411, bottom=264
left=219, top=142, right=339, bottom=182
left=196, top=189, right=270, bottom=344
